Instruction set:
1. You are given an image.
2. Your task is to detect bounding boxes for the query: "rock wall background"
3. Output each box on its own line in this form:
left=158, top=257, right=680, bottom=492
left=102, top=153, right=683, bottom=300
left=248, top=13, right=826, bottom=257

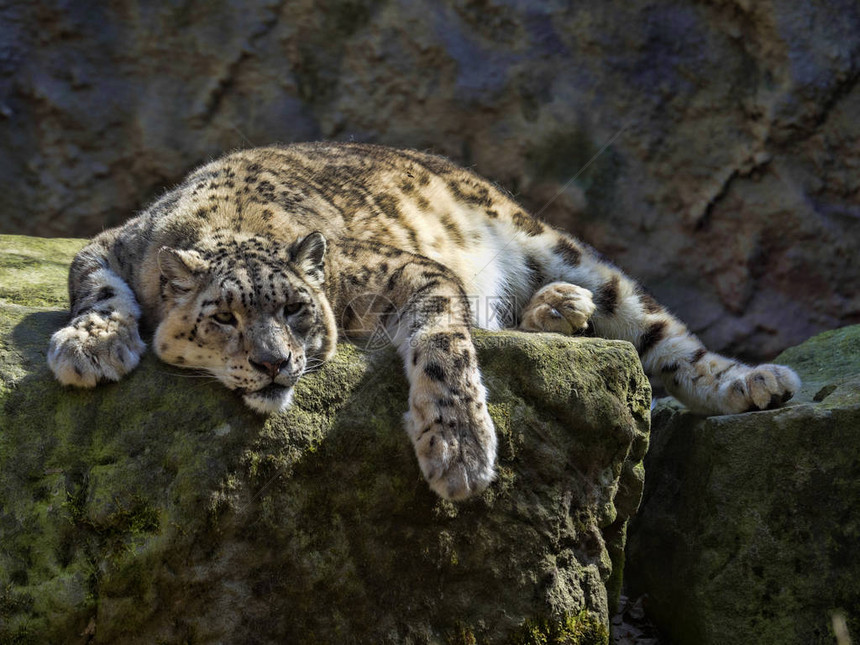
left=1, top=0, right=858, bottom=361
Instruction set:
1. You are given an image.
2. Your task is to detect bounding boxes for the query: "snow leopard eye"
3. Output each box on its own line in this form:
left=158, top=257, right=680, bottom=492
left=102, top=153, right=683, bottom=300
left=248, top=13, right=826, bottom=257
left=212, top=311, right=238, bottom=326
left=283, top=302, right=305, bottom=317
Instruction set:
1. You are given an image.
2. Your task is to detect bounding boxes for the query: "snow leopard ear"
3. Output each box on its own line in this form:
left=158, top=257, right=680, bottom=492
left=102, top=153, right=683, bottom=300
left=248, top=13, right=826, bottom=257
left=157, top=247, right=209, bottom=293
left=291, top=231, right=326, bottom=286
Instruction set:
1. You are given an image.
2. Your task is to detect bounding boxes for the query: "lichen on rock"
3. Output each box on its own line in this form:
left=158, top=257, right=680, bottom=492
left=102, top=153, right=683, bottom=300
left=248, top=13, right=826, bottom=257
left=0, top=235, right=650, bottom=644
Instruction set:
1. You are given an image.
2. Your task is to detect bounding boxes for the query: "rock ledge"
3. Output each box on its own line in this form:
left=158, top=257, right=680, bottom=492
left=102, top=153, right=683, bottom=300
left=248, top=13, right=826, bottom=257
left=0, top=235, right=650, bottom=644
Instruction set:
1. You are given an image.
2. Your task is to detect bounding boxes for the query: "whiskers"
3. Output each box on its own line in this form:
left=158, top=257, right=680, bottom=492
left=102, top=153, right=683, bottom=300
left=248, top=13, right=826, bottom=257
left=156, top=366, right=222, bottom=387
left=304, top=357, right=326, bottom=373
left=163, top=371, right=217, bottom=379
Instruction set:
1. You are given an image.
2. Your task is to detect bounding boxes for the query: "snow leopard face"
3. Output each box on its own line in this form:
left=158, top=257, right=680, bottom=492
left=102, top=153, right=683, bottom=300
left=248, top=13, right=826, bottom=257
left=152, top=231, right=337, bottom=413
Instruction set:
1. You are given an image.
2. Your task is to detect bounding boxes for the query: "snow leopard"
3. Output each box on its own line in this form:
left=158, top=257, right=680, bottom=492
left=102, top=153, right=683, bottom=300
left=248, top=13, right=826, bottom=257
left=48, top=142, right=801, bottom=500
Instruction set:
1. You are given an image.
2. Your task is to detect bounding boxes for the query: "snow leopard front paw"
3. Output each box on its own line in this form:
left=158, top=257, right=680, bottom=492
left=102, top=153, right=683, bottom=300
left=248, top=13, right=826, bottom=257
left=719, top=363, right=801, bottom=414
left=48, top=310, right=146, bottom=387
left=405, top=382, right=497, bottom=501
left=405, top=402, right=496, bottom=501
left=520, top=282, right=595, bottom=335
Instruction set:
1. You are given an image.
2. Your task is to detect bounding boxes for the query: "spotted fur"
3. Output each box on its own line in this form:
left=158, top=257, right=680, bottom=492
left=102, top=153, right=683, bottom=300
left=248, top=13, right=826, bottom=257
left=48, top=142, right=800, bottom=500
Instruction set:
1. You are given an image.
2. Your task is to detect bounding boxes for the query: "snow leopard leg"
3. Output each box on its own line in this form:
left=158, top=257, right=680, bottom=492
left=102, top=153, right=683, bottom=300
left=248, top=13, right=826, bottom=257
left=336, top=242, right=496, bottom=500
left=48, top=234, right=146, bottom=387
left=519, top=231, right=800, bottom=415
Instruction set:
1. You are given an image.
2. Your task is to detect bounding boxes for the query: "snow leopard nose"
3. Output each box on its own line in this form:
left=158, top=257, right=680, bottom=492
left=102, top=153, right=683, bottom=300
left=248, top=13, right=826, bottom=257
left=249, top=353, right=290, bottom=378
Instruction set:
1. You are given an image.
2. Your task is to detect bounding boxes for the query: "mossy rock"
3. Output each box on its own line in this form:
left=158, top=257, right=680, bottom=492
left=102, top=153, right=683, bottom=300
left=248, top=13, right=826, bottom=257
left=626, top=324, right=860, bottom=644
left=0, top=235, right=650, bottom=644
left=0, top=235, right=85, bottom=308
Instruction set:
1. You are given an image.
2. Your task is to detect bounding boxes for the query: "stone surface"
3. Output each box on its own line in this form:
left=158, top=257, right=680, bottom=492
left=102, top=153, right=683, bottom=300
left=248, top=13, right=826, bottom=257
left=626, top=325, right=860, bottom=644
left=0, top=235, right=650, bottom=644
left=0, top=235, right=85, bottom=309
left=1, top=1, right=859, bottom=362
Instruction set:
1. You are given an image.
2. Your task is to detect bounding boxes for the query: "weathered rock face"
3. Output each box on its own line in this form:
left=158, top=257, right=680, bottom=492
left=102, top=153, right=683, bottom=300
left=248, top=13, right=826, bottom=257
left=626, top=325, right=860, bottom=644
left=1, top=2, right=858, bottom=362
left=0, top=235, right=651, bottom=644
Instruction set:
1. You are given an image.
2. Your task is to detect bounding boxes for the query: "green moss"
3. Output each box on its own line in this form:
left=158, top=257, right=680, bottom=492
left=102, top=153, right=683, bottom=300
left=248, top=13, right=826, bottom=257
left=0, top=235, right=85, bottom=307
left=449, top=624, right=480, bottom=645
left=62, top=481, right=160, bottom=558
left=102, top=496, right=159, bottom=539
left=0, top=624, right=36, bottom=645
left=775, top=324, right=860, bottom=407
left=0, top=585, right=34, bottom=619
left=62, top=485, right=88, bottom=526
left=509, top=610, right=609, bottom=645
